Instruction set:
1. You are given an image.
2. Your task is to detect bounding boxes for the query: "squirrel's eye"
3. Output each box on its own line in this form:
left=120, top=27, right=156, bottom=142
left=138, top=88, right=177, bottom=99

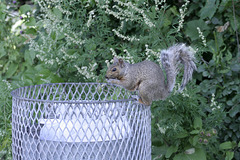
left=112, top=68, right=117, bottom=72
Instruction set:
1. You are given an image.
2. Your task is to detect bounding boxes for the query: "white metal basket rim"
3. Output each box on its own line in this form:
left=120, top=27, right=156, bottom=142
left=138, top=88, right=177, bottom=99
left=11, top=82, right=136, bottom=104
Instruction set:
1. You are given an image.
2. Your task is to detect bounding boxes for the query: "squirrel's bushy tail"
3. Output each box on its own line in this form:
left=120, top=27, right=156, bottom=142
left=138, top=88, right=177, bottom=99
left=161, top=43, right=197, bottom=93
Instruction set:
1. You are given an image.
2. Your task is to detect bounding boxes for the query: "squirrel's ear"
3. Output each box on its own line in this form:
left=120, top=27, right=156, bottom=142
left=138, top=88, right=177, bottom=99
left=118, top=58, right=125, bottom=68
left=113, top=57, right=119, bottom=63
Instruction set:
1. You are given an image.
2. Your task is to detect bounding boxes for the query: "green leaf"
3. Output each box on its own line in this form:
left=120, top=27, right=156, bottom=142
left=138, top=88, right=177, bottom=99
left=238, top=142, right=240, bottom=147
left=5, top=63, right=18, bottom=78
left=20, top=4, right=31, bottom=14
left=199, top=0, right=219, bottom=19
left=170, top=6, right=178, bottom=16
left=190, top=130, right=200, bottom=134
left=25, top=28, right=37, bottom=35
left=231, top=63, right=240, bottom=72
left=0, top=45, right=6, bottom=58
left=166, top=146, right=178, bottom=158
left=202, top=71, right=209, bottom=77
left=229, top=123, right=239, bottom=132
left=218, top=0, right=230, bottom=12
left=173, top=153, right=185, bottom=160
left=192, top=136, right=199, bottom=146
left=24, top=50, right=36, bottom=65
left=67, top=49, right=78, bottom=55
left=187, top=148, right=206, bottom=160
left=25, top=17, right=36, bottom=26
left=225, top=151, right=234, bottom=160
left=194, top=117, right=202, bottom=130
left=51, top=32, right=56, bottom=40
left=197, top=65, right=205, bottom=73
left=175, top=131, right=188, bottom=138
left=231, top=141, right=237, bottom=148
left=225, top=51, right=232, bottom=61
left=9, top=51, right=18, bottom=61
left=53, top=8, right=62, bottom=19
left=49, top=74, right=63, bottom=83
left=229, top=106, right=240, bottom=117
left=219, top=69, right=230, bottom=74
left=174, top=148, right=206, bottom=160
left=220, top=141, right=233, bottom=150
left=163, top=18, right=171, bottom=27
left=57, top=33, right=65, bottom=40
left=0, top=3, right=7, bottom=11
left=152, top=145, right=168, bottom=157
left=86, top=42, right=97, bottom=51
left=185, top=19, right=209, bottom=41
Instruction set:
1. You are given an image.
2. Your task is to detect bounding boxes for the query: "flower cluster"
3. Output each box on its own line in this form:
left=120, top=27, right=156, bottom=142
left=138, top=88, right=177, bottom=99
left=210, top=93, right=221, bottom=111
left=197, top=27, right=207, bottom=47
left=123, top=49, right=135, bottom=64
left=145, top=44, right=161, bottom=65
left=36, top=0, right=74, bottom=16
left=107, top=48, right=135, bottom=65
left=2, top=80, right=12, bottom=90
left=109, top=48, right=117, bottom=58
left=96, top=0, right=155, bottom=42
left=154, top=0, right=166, bottom=11
left=114, top=0, right=155, bottom=28
left=74, top=63, right=97, bottom=80
left=87, top=10, right=95, bottom=28
left=29, top=0, right=86, bottom=69
left=64, top=31, right=85, bottom=46
left=177, top=0, right=190, bottom=32
left=111, top=21, right=140, bottom=42
left=112, top=29, right=140, bottom=42
left=60, top=46, right=77, bottom=61
left=157, top=123, right=166, bottom=134
left=55, top=4, right=72, bottom=16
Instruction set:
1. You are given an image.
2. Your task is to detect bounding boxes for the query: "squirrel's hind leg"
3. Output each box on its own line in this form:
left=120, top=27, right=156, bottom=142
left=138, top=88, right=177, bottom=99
left=139, top=91, right=152, bottom=106
left=138, top=96, right=151, bottom=106
left=130, top=92, right=151, bottom=106
left=131, top=95, right=148, bottom=106
left=138, top=82, right=154, bottom=106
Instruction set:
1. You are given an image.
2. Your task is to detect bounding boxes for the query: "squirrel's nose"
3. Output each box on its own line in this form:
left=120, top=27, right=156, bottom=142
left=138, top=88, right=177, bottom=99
left=105, top=75, right=109, bottom=79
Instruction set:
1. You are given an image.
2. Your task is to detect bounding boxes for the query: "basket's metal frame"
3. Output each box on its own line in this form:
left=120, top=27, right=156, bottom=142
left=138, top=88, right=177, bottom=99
left=11, top=83, right=151, bottom=160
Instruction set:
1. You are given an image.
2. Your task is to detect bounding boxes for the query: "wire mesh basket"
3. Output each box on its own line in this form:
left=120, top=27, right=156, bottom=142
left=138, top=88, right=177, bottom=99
left=11, top=83, right=151, bottom=160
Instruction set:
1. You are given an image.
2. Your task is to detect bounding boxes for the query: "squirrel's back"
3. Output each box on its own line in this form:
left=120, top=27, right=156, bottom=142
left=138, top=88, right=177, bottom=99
left=130, top=60, right=164, bottom=81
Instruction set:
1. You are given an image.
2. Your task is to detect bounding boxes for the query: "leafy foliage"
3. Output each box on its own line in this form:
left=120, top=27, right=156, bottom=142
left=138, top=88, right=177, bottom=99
left=0, top=81, right=12, bottom=160
left=151, top=83, right=225, bottom=160
left=27, top=0, right=184, bottom=82
left=0, top=2, right=26, bottom=80
left=187, top=1, right=240, bottom=159
left=0, top=1, right=62, bottom=86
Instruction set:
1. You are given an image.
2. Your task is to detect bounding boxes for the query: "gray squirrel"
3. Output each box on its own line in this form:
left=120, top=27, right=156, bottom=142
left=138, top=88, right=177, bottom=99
left=105, top=44, right=197, bottom=106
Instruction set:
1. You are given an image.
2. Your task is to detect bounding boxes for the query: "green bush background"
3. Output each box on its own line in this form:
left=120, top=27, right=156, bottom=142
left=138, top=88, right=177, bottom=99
left=0, top=0, right=239, bottom=159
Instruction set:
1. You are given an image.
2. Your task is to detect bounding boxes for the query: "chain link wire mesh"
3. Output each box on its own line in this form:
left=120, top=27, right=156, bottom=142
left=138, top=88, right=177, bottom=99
left=11, top=83, right=151, bottom=160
